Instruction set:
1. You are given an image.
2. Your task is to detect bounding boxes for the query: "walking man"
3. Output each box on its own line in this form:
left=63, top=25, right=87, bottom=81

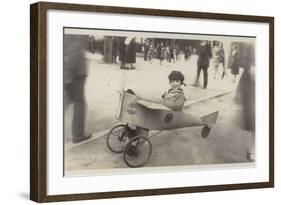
left=194, top=41, right=212, bottom=89
left=64, top=34, right=91, bottom=144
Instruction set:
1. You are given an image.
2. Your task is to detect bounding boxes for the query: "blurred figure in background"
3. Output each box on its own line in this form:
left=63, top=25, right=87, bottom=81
left=235, top=42, right=255, bottom=161
left=164, top=45, right=171, bottom=64
left=64, top=34, right=92, bottom=144
left=125, top=37, right=137, bottom=69
left=112, top=37, right=118, bottom=64
left=229, top=43, right=240, bottom=82
left=157, top=42, right=165, bottom=65
left=87, top=35, right=96, bottom=53
left=235, top=42, right=255, bottom=132
left=218, top=43, right=226, bottom=79
left=170, top=46, right=176, bottom=63
left=147, top=43, right=154, bottom=64
left=184, top=46, right=192, bottom=61
left=119, top=37, right=137, bottom=70
left=143, top=40, right=149, bottom=61
left=212, top=42, right=221, bottom=79
left=119, top=37, right=126, bottom=69
left=194, top=41, right=212, bottom=89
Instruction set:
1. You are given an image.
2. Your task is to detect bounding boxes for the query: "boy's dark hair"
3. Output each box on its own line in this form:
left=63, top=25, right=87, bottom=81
left=168, top=70, right=185, bottom=84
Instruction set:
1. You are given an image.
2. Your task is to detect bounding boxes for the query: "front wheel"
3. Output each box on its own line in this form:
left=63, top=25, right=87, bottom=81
left=106, top=124, right=128, bottom=153
left=123, top=136, right=152, bottom=168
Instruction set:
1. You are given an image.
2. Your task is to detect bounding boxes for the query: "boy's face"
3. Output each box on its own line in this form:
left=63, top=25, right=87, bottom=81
left=170, top=80, right=182, bottom=89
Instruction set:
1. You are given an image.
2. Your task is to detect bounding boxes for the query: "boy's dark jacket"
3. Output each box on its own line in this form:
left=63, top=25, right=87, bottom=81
left=162, top=88, right=186, bottom=110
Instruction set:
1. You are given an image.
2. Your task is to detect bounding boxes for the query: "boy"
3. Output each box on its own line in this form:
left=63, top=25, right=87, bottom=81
left=125, top=71, right=186, bottom=156
left=162, top=70, right=186, bottom=110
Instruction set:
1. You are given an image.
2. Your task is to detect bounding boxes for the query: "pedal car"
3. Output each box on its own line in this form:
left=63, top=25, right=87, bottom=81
left=106, top=90, right=219, bottom=168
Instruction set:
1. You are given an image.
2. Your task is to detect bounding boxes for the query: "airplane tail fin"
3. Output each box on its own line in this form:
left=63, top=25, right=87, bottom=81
left=200, top=111, right=219, bottom=128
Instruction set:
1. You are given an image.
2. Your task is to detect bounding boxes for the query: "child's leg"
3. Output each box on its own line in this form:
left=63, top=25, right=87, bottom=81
left=128, top=127, right=149, bottom=148
left=136, top=126, right=149, bottom=138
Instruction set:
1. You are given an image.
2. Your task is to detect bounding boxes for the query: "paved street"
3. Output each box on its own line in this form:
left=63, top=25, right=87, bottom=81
left=64, top=53, right=254, bottom=175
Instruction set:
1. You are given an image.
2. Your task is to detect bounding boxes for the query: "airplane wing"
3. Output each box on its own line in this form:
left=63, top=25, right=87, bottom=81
left=185, top=67, right=244, bottom=108
left=137, top=90, right=234, bottom=111
left=137, top=99, right=172, bottom=110
left=184, top=89, right=234, bottom=108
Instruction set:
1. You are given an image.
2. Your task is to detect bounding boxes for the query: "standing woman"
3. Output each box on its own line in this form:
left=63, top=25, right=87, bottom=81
left=125, top=37, right=137, bottom=69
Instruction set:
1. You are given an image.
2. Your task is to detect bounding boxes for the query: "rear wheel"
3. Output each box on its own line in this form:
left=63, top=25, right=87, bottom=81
left=201, top=126, right=211, bottom=138
left=106, top=124, right=128, bottom=153
left=123, top=136, right=152, bottom=168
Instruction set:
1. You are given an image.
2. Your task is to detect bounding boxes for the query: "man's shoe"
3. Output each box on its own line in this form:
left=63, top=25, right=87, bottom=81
left=72, top=134, right=92, bottom=144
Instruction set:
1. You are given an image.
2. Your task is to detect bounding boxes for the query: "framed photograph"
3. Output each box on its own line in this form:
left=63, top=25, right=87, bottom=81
left=30, top=1, right=274, bottom=202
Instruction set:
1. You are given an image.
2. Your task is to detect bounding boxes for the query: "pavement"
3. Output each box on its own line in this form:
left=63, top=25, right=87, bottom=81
left=64, top=53, right=255, bottom=176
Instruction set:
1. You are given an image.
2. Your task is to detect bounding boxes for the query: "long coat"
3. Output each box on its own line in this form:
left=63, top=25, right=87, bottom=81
left=118, top=37, right=126, bottom=63
left=64, top=34, right=88, bottom=83
left=229, top=50, right=240, bottom=75
left=119, top=37, right=137, bottom=64
left=125, top=38, right=137, bottom=64
left=197, top=44, right=212, bottom=68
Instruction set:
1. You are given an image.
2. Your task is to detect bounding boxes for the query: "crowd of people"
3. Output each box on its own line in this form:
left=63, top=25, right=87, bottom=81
left=87, top=36, right=248, bottom=89
left=143, top=40, right=199, bottom=65
left=142, top=39, right=241, bottom=89
left=143, top=41, right=182, bottom=65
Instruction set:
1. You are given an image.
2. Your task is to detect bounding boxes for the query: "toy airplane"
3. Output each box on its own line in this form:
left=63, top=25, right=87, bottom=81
left=108, top=90, right=220, bottom=168
left=116, top=91, right=219, bottom=135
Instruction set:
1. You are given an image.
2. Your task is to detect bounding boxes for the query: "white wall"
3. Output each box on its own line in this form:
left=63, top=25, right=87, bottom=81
left=0, top=0, right=279, bottom=204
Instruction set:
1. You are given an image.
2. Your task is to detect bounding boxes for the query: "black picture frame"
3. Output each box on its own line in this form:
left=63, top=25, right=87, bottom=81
left=30, top=1, right=274, bottom=202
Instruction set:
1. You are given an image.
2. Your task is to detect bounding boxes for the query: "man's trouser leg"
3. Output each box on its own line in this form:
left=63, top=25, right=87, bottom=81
left=72, top=78, right=86, bottom=140
left=195, top=66, right=202, bottom=83
left=203, top=67, right=208, bottom=88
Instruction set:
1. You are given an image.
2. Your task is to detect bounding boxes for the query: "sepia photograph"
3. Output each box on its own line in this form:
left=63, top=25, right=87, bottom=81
left=30, top=2, right=274, bottom=201
left=63, top=28, right=256, bottom=176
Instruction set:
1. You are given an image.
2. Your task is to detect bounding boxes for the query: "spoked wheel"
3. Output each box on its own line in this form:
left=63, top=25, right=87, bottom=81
left=123, top=136, right=152, bottom=168
left=106, top=124, right=128, bottom=153
left=201, top=126, right=211, bottom=138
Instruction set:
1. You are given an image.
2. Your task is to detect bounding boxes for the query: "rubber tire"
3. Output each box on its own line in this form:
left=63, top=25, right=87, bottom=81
left=123, top=136, right=152, bottom=168
left=106, top=124, right=127, bottom=153
left=201, top=126, right=211, bottom=138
